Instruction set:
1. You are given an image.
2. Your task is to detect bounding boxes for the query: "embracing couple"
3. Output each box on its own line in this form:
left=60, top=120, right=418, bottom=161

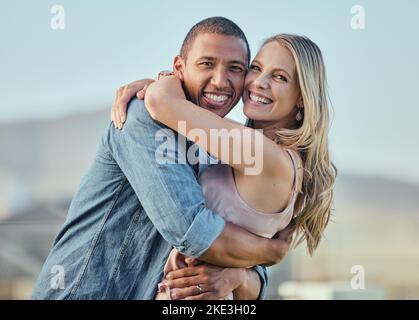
left=32, top=17, right=336, bottom=300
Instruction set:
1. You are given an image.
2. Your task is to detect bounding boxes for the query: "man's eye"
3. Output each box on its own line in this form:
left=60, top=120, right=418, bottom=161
left=250, top=65, right=260, bottom=71
left=201, top=62, right=213, bottom=67
left=230, top=66, right=244, bottom=72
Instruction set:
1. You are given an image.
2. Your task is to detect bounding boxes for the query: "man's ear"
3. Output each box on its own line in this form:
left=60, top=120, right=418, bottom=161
left=173, top=55, right=185, bottom=81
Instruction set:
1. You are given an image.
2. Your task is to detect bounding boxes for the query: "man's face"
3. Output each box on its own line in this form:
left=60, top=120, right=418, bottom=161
left=174, top=33, right=248, bottom=117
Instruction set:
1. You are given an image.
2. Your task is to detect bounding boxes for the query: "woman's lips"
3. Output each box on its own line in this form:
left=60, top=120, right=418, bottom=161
left=249, top=91, right=273, bottom=104
left=245, top=90, right=273, bottom=108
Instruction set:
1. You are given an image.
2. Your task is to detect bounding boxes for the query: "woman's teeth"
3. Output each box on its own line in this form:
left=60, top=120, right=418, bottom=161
left=249, top=93, right=272, bottom=104
left=204, top=93, right=229, bottom=103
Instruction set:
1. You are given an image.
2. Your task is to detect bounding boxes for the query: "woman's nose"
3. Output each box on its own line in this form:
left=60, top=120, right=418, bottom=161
left=253, top=74, right=269, bottom=89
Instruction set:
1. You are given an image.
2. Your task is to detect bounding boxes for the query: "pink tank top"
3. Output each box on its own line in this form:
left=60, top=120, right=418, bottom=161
left=198, top=149, right=299, bottom=237
left=157, top=149, right=300, bottom=299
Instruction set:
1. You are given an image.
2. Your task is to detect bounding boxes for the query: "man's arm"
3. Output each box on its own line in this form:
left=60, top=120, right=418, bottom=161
left=105, top=99, right=286, bottom=267
left=200, top=222, right=286, bottom=267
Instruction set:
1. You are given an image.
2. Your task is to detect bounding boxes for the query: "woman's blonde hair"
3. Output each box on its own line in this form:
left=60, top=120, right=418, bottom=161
left=259, top=34, right=337, bottom=255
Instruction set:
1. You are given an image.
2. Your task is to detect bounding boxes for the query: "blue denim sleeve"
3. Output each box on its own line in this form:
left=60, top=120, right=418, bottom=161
left=104, top=99, right=225, bottom=258
left=253, top=265, right=268, bottom=300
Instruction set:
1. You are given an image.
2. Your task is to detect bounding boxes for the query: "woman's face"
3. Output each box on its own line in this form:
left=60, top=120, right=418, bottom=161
left=243, top=41, right=301, bottom=127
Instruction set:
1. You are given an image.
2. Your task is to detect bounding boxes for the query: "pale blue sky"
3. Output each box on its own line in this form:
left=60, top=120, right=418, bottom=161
left=0, top=0, right=418, bottom=185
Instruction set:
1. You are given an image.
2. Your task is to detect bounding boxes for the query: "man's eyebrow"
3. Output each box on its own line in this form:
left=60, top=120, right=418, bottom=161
left=197, top=57, right=247, bottom=68
left=229, top=60, right=247, bottom=68
left=197, top=56, right=216, bottom=61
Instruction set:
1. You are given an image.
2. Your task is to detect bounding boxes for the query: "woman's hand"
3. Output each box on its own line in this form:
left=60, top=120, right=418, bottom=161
left=144, top=75, right=185, bottom=105
left=111, top=78, right=154, bottom=129
left=162, top=258, right=245, bottom=300
left=144, top=75, right=186, bottom=120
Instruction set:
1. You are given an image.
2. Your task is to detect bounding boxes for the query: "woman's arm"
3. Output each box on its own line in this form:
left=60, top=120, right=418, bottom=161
left=111, top=78, right=155, bottom=129
left=144, top=76, right=289, bottom=177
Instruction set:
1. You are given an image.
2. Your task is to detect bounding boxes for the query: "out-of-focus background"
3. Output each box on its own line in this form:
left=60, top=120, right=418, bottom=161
left=1, top=0, right=418, bottom=299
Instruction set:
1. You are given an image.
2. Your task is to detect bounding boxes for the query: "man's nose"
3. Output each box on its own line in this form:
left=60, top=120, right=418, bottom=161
left=211, top=68, right=229, bottom=89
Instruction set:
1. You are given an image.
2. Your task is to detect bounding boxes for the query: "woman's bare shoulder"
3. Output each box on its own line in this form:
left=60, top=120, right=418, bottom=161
left=233, top=146, right=298, bottom=213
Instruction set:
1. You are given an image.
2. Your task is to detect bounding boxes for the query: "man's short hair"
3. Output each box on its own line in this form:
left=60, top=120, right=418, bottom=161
left=180, top=16, right=251, bottom=65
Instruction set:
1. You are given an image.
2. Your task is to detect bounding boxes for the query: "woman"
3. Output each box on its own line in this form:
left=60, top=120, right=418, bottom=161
left=113, top=34, right=336, bottom=299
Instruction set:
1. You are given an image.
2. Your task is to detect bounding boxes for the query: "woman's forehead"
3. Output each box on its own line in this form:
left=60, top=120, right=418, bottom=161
left=254, top=42, right=296, bottom=74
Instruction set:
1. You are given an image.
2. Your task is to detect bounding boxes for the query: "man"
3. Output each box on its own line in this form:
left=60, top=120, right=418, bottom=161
left=32, top=17, right=293, bottom=300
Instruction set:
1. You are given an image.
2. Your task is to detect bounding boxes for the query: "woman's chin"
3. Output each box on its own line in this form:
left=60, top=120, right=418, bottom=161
left=243, top=105, right=267, bottom=122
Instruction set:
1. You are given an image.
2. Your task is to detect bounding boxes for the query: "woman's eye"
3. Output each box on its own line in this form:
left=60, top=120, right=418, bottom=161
left=274, top=74, right=287, bottom=82
left=250, top=65, right=260, bottom=71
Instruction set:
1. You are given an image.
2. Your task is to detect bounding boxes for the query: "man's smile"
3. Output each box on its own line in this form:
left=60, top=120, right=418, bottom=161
left=202, top=91, right=233, bottom=109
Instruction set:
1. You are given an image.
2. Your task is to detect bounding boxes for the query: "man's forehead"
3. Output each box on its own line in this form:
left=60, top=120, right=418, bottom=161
left=188, top=33, right=248, bottom=63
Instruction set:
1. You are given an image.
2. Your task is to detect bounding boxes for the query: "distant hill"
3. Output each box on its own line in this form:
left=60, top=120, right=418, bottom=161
left=334, top=174, right=419, bottom=213
left=0, top=108, right=109, bottom=218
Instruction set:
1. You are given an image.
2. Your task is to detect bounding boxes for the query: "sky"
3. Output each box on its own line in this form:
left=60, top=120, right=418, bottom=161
left=0, top=0, right=418, bottom=185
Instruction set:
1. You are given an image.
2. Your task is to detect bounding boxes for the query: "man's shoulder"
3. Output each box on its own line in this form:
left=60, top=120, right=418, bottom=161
left=128, top=97, right=145, bottom=107
left=124, top=98, right=156, bottom=127
left=123, top=98, right=172, bottom=134
left=126, top=98, right=147, bottom=117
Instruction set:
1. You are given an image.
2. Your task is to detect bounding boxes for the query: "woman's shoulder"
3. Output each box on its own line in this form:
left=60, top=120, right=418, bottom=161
left=232, top=145, right=302, bottom=213
left=285, top=148, right=304, bottom=193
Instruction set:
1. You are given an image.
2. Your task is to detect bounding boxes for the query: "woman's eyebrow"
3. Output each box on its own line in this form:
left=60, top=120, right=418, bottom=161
left=253, top=59, right=293, bottom=79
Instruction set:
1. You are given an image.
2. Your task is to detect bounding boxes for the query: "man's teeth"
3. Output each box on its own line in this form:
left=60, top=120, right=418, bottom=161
left=204, top=93, right=229, bottom=103
left=250, top=93, right=272, bottom=104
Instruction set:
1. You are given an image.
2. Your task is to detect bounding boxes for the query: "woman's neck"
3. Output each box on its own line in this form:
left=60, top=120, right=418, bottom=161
left=253, top=117, right=296, bottom=141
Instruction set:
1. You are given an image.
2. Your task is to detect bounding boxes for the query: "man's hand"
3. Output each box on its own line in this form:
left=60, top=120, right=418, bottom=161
left=163, top=258, right=245, bottom=300
left=274, top=218, right=297, bottom=242
left=265, top=219, right=297, bottom=267
left=111, top=79, right=154, bottom=129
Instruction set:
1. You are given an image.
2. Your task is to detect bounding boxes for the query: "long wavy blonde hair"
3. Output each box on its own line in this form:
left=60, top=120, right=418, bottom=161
left=256, top=34, right=337, bottom=255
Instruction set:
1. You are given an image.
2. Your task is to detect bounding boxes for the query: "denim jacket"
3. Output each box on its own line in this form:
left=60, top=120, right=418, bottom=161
left=32, top=99, right=268, bottom=299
